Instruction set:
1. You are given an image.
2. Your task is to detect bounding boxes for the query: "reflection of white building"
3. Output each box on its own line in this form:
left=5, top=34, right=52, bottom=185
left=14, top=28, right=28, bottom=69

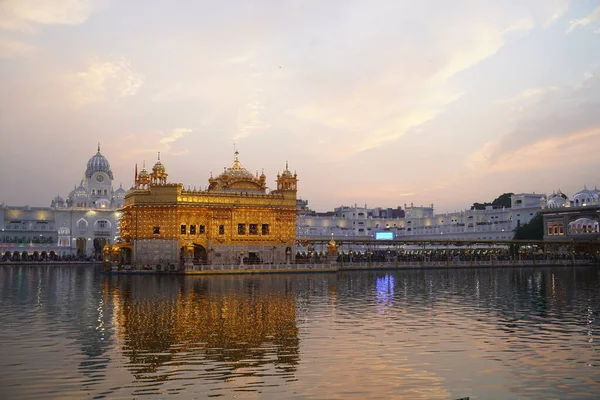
left=297, top=193, right=543, bottom=242
left=0, top=145, right=125, bottom=259
left=541, top=186, right=600, bottom=242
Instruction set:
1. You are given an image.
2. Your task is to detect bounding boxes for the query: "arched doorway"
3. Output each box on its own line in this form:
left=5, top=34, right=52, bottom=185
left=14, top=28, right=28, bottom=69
left=120, top=247, right=132, bottom=265
left=93, top=238, right=107, bottom=259
left=193, top=244, right=207, bottom=265
left=76, top=238, right=87, bottom=257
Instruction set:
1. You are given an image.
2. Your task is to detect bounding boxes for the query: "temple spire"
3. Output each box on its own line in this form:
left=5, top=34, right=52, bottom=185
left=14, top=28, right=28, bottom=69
left=97, top=142, right=100, bottom=152
left=158, top=151, right=161, bottom=161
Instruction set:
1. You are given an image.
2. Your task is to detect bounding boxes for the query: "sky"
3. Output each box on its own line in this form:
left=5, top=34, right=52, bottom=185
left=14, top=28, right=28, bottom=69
left=1, top=0, right=600, bottom=213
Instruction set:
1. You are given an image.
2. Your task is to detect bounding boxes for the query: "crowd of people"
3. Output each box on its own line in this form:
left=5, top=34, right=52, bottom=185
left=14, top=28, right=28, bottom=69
left=1, top=251, right=101, bottom=263
left=294, top=248, right=598, bottom=264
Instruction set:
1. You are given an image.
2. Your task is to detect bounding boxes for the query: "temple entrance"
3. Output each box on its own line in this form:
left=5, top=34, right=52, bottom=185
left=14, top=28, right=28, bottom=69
left=121, top=247, right=132, bottom=264
left=93, top=238, right=107, bottom=259
left=76, top=238, right=87, bottom=257
left=193, top=244, right=207, bottom=265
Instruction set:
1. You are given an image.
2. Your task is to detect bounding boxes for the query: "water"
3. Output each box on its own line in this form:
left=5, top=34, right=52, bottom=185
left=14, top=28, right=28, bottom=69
left=0, top=265, right=599, bottom=399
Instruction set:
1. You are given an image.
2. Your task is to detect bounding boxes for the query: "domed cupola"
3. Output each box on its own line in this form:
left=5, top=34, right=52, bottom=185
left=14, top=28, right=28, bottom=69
left=51, top=194, right=65, bottom=208
left=136, top=161, right=151, bottom=189
left=540, top=194, right=547, bottom=209
left=85, top=143, right=114, bottom=180
left=114, top=184, right=127, bottom=196
left=546, top=190, right=569, bottom=209
left=572, top=185, right=598, bottom=207
left=207, top=150, right=266, bottom=192
left=150, top=152, right=168, bottom=185
left=276, top=161, right=298, bottom=192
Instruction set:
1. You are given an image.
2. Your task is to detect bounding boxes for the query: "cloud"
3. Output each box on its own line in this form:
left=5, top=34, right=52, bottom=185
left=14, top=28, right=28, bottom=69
left=0, top=0, right=95, bottom=32
left=65, top=56, right=144, bottom=107
left=116, top=128, right=193, bottom=161
left=159, top=128, right=191, bottom=147
left=0, top=36, right=34, bottom=58
left=467, top=128, right=600, bottom=172
left=468, top=69, right=600, bottom=171
left=287, top=18, right=527, bottom=159
left=567, top=5, right=600, bottom=33
left=495, top=86, right=558, bottom=105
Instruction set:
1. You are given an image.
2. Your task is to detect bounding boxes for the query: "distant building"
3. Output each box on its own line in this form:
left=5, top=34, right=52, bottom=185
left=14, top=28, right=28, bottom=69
left=297, top=193, right=543, bottom=242
left=541, top=187, right=600, bottom=242
left=0, top=145, right=123, bottom=259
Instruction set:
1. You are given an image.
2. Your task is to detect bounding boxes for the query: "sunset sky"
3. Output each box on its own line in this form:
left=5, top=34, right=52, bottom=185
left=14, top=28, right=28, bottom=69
left=1, top=0, right=600, bottom=212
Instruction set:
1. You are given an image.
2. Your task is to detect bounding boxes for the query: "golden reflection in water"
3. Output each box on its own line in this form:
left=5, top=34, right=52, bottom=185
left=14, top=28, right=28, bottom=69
left=106, top=275, right=299, bottom=383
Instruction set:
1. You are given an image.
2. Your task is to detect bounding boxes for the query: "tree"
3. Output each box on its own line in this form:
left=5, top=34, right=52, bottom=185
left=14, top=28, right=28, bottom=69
left=513, top=213, right=544, bottom=240
left=471, top=192, right=514, bottom=210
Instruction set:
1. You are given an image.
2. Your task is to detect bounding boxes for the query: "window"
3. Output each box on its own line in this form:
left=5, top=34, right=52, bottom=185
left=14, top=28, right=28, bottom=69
left=262, top=224, right=269, bottom=235
left=238, top=224, right=246, bottom=234
left=91, top=189, right=96, bottom=195
left=104, top=190, right=107, bottom=195
left=190, top=225, right=196, bottom=235
left=199, top=225, right=205, bottom=234
left=249, top=224, right=258, bottom=235
left=97, top=220, right=108, bottom=229
left=219, top=225, right=224, bottom=235
left=180, top=224, right=186, bottom=235
left=153, top=226, right=160, bottom=235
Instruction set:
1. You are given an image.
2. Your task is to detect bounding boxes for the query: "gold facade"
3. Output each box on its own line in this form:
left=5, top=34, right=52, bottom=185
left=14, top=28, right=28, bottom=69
left=118, top=152, right=298, bottom=267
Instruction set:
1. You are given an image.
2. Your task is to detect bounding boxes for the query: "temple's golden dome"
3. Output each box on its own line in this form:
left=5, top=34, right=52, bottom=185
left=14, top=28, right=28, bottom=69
left=138, top=162, right=150, bottom=181
left=208, top=151, right=265, bottom=192
left=152, top=161, right=165, bottom=174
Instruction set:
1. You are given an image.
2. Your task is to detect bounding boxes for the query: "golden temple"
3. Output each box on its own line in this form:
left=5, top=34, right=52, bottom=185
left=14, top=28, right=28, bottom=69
left=115, top=151, right=298, bottom=269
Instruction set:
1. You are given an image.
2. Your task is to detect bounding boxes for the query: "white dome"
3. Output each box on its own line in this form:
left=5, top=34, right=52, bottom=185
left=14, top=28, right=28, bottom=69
left=85, top=145, right=113, bottom=180
left=572, top=186, right=598, bottom=206
left=114, top=184, right=127, bottom=196
left=73, top=184, right=87, bottom=198
left=546, top=191, right=568, bottom=208
left=58, top=226, right=71, bottom=235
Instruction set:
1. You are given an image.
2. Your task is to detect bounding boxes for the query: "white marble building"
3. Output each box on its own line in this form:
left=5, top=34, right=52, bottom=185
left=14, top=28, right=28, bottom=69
left=297, top=193, right=544, bottom=242
left=541, top=186, right=600, bottom=242
left=0, top=145, right=125, bottom=259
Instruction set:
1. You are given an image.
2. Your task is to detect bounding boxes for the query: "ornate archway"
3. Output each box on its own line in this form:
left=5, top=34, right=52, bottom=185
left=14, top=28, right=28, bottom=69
left=76, top=238, right=87, bottom=257
left=193, top=244, right=207, bottom=265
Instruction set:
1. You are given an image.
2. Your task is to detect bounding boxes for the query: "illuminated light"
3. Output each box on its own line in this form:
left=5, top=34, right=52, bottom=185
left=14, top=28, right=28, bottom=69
left=375, top=232, right=394, bottom=240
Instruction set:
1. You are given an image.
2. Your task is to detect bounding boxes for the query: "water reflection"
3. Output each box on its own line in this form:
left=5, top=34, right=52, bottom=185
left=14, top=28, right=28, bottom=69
left=0, top=266, right=599, bottom=399
left=106, top=274, right=300, bottom=395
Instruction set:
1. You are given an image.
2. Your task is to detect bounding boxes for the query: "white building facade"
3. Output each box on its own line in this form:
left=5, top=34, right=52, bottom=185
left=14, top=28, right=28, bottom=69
left=1, top=145, right=125, bottom=260
left=541, top=187, right=600, bottom=242
left=297, top=193, right=543, bottom=242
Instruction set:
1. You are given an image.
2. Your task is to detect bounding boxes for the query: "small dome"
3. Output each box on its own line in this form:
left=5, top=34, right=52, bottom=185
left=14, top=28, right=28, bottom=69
left=115, top=185, right=127, bottom=195
left=138, top=168, right=149, bottom=180
left=58, top=225, right=71, bottom=235
left=53, top=194, right=64, bottom=203
left=152, top=161, right=165, bottom=174
left=573, top=186, right=598, bottom=206
left=74, top=184, right=87, bottom=197
left=546, top=191, right=568, bottom=209
left=85, top=144, right=114, bottom=180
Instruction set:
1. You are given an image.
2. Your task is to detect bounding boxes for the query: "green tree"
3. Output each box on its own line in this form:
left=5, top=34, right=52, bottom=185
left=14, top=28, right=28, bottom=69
left=472, top=192, right=514, bottom=210
left=513, top=213, right=544, bottom=240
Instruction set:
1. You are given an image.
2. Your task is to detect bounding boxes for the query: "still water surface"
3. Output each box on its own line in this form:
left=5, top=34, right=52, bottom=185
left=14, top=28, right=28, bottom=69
left=0, top=265, right=598, bottom=399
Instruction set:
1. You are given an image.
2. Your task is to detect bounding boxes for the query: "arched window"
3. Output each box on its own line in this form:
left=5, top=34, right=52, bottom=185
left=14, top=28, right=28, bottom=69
left=94, top=219, right=111, bottom=231
left=77, top=219, right=88, bottom=232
